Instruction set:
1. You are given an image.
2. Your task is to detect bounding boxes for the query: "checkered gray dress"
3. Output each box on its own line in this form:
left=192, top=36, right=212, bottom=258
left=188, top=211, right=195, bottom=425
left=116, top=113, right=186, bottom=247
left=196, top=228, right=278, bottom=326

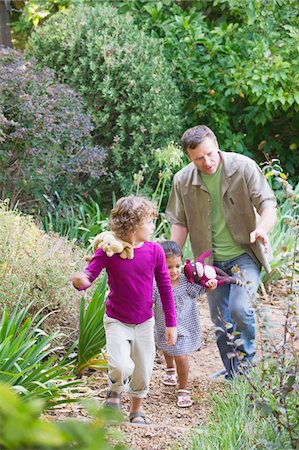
left=153, top=274, right=204, bottom=356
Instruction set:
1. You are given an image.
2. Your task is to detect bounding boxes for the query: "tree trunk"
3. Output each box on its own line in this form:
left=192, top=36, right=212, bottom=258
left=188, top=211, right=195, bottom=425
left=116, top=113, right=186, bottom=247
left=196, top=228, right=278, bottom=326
left=0, top=1, right=13, bottom=48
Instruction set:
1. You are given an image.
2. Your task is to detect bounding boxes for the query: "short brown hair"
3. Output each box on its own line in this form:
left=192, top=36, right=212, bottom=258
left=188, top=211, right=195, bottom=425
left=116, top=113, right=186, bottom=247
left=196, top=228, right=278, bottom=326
left=109, top=196, right=157, bottom=238
left=160, top=240, right=182, bottom=258
left=181, top=125, right=218, bottom=153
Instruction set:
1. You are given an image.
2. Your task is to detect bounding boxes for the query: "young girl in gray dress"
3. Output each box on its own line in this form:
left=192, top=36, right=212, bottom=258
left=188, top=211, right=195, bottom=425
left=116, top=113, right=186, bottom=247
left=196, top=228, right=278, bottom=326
left=154, top=241, right=217, bottom=407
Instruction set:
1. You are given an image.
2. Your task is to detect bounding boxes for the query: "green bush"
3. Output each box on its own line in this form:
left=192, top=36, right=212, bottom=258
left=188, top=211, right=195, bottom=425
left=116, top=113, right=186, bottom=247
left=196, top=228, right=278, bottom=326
left=0, top=301, right=77, bottom=405
left=0, top=201, right=84, bottom=334
left=76, top=274, right=108, bottom=377
left=114, top=0, right=299, bottom=182
left=0, top=47, right=106, bottom=213
left=27, top=4, right=184, bottom=197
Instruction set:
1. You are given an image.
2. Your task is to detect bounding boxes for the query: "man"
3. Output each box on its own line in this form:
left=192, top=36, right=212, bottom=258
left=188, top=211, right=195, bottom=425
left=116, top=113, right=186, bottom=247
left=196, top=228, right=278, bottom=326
left=166, top=125, right=277, bottom=378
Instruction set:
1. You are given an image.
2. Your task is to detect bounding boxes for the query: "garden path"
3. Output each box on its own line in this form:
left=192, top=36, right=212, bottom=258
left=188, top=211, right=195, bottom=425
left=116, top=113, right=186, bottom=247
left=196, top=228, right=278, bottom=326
left=48, top=290, right=287, bottom=450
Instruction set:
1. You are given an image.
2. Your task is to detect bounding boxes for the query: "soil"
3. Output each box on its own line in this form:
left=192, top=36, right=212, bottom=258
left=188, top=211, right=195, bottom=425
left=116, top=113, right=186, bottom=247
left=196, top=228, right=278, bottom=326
left=47, top=291, right=288, bottom=450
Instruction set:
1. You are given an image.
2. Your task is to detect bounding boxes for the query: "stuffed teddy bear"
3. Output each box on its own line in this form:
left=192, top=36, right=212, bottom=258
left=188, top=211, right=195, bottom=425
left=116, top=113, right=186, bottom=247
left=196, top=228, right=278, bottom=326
left=184, top=250, right=243, bottom=288
left=85, top=231, right=134, bottom=261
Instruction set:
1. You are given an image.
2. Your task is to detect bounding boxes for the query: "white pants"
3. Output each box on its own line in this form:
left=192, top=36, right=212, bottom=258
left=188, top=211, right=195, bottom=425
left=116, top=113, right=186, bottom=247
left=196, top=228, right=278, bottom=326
left=104, top=315, right=155, bottom=398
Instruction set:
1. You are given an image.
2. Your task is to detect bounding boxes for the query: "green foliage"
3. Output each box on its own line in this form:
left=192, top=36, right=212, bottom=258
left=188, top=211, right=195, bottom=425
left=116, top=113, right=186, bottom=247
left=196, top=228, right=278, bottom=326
left=0, top=47, right=106, bottom=213
left=40, top=191, right=109, bottom=248
left=0, top=201, right=84, bottom=333
left=10, top=0, right=101, bottom=48
left=76, top=274, right=108, bottom=377
left=27, top=3, right=184, bottom=198
left=262, top=162, right=299, bottom=284
left=113, top=0, right=299, bottom=181
left=0, top=382, right=126, bottom=449
left=11, top=0, right=71, bottom=47
left=0, top=300, right=77, bottom=406
left=130, top=141, right=186, bottom=209
left=248, top=169, right=298, bottom=449
left=192, top=376, right=296, bottom=449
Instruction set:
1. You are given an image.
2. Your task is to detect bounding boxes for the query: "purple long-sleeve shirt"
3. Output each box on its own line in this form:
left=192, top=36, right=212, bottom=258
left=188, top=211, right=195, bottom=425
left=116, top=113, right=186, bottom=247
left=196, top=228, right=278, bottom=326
left=83, top=241, right=176, bottom=327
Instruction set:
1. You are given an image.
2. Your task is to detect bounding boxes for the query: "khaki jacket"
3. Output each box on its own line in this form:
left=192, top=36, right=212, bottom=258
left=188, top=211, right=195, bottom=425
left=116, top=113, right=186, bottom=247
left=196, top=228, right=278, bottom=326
left=166, top=151, right=277, bottom=272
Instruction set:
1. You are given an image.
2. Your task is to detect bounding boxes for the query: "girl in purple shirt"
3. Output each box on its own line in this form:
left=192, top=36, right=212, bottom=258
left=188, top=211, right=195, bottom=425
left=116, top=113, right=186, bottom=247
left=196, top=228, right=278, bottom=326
left=72, top=196, right=177, bottom=425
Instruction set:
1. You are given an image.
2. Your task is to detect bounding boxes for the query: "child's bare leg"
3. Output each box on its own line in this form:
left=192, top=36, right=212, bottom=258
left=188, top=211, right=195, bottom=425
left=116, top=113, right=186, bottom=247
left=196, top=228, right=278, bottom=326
left=130, top=396, right=143, bottom=414
left=129, top=397, right=149, bottom=424
left=162, top=351, right=177, bottom=385
left=174, top=355, right=193, bottom=407
left=163, top=351, right=175, bottom=371
left=174, top=355, right=189, bottom=390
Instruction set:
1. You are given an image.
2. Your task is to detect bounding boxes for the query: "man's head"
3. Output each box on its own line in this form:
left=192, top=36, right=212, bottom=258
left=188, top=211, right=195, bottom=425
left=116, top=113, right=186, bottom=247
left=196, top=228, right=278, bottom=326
left=181, top=125, right=221, bottom=175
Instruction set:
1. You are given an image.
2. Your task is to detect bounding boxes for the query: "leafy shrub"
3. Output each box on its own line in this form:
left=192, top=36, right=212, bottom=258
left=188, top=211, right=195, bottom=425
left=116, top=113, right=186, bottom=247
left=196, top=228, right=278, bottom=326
left=0, top=301, right=77, bottom=405
left=76, top=274, right=108, bottom=377
left=27, top=4, right=184, bottom=197
left=114, top=0, right=299, bottom=182
left=10, top=0, right=72, bottom=47
left=0, top=47, right=106, bottom=213
left=0, top=383, right=126, bottom=449
left=0, top=201, right=84, bottom=334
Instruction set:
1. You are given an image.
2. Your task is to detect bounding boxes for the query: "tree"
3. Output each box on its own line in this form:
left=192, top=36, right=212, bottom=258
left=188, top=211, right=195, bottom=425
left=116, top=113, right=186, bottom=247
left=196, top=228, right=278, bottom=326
left=0, top=0, right=12, bottom=48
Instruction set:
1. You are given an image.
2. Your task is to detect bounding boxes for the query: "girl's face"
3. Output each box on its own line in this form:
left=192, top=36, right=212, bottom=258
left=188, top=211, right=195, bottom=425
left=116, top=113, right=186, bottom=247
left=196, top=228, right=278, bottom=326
left=166, top=255, right=182, bottom=283
left=134, top=216, right=154, bottom=243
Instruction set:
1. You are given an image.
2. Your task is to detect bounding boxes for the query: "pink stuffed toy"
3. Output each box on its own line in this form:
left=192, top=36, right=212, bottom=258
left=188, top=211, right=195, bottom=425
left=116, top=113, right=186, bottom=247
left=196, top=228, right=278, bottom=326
left=184, top=250, right=243, bottom=288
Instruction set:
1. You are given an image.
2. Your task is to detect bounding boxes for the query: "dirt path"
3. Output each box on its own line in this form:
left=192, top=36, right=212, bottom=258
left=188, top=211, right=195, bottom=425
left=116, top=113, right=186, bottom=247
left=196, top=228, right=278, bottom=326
left=48, top=294, right=287, bottom=450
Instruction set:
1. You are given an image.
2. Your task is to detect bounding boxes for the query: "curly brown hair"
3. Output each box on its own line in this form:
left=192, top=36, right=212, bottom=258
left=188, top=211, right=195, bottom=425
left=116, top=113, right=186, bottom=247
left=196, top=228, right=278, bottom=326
left=109, top=196, right=157, bottom=238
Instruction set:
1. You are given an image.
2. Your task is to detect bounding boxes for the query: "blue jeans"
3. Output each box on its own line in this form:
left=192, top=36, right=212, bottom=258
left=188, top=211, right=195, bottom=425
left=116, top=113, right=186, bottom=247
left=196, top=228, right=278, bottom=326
left=207, top=253, right=261, bottom=367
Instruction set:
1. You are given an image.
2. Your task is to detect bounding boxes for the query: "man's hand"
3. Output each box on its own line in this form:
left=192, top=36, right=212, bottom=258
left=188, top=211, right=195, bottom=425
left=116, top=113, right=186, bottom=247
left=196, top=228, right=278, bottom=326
left=165, top=327, right=177, bottom=346
left=205, top=279, right=218, bottom=291
left=250, top=207, right=277, bottom=253
left=250, top=229, right=269, bottom=253
left=71, top=272, right=91, bottom=290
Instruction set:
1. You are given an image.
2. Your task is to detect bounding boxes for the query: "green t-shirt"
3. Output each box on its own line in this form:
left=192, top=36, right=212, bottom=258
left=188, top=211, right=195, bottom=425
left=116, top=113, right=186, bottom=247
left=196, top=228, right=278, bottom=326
left=202, top=164, right=244, bottom=261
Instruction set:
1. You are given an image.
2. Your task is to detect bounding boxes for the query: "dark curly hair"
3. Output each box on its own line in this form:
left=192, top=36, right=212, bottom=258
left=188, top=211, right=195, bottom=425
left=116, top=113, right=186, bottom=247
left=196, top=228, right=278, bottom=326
left=109, top=196, right=157, bottom=238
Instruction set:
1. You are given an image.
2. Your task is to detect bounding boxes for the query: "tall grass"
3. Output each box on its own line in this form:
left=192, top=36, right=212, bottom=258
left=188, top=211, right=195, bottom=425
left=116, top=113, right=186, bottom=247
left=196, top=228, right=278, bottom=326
left=191, top=378, right=290, bottom=450
left=40, top=191, right=109, bottom=247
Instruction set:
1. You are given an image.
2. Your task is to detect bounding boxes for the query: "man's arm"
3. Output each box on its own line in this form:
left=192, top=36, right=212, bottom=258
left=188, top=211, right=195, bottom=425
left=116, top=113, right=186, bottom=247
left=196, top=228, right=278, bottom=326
left=170, top=223, right=188, bottom=249
left=250, top=207, right=277, bottom=252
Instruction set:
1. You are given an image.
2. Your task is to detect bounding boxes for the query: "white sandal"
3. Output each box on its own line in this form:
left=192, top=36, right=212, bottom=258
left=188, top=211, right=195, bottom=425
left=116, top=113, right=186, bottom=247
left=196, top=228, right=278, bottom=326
left=177, top=389, right=193, bottom=408
left=162, top=368, right=177, bottom=386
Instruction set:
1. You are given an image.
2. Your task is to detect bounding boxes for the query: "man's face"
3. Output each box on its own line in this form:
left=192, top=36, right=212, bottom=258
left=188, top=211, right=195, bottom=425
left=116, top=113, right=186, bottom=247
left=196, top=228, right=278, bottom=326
left=186, top=137, right=221, bottom=175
